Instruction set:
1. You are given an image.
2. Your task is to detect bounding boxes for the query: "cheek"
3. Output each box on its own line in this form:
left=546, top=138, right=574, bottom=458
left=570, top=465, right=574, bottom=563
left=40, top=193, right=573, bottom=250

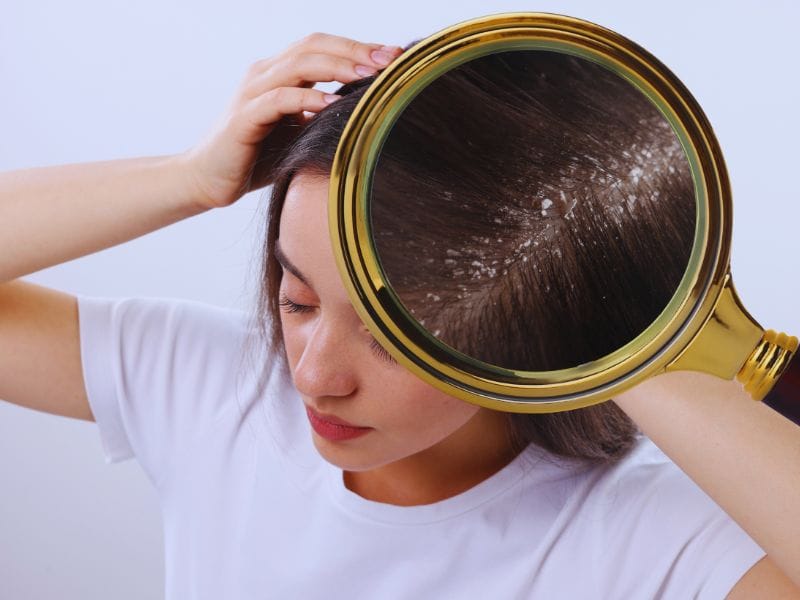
left=278, top=311, right=304, bottom=369
left=376, top=372, right=480, bottom=437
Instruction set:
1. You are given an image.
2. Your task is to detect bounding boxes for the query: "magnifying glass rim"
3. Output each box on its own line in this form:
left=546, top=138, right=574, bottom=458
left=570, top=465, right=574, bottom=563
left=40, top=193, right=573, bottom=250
left=329, top=11, right=731, bottom=412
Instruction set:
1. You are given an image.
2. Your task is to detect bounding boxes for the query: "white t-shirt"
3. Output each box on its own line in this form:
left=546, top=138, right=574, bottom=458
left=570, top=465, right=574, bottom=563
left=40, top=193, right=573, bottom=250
left=76, top=294, right=766, bottom=600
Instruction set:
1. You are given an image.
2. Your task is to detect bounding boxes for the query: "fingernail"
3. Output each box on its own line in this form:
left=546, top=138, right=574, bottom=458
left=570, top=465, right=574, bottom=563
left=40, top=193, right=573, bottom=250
left=381, top=45, right=403, bottom=54
left=323, top=94, right=341, bottom=104
left=370, top=50, right=393, bottom=66
left=355, top=65, right=378, bottom=77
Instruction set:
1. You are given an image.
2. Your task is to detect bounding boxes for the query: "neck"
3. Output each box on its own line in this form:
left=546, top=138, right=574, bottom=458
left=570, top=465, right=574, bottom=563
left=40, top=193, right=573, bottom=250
left=343, top=409, right=521, bottom=506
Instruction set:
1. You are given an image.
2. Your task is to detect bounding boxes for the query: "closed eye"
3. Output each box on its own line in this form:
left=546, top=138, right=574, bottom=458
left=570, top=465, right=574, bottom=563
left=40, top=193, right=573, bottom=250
left=278, top=293, right=314, bottom=314
left=279, top=292, right=396, bottom=365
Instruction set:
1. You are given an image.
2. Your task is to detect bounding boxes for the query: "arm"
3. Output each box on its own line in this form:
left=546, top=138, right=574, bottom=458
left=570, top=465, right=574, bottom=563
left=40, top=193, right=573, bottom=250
left=0, top=34, right=402, bottom=284
left=726, top=557, right=800, bottom=599
left=0, top=280, right=91, bottom=420
left=613, top=370, right=800, bottom=592
left=0, top=34, right=402, bottom=420
left=0, top=155, right=207, bottom=283
left=0, top=154, right=206, bottom=419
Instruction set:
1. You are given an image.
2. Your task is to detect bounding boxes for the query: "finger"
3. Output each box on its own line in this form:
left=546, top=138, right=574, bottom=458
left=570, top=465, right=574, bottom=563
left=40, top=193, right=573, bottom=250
left=243, top=35, right=398, bottom=80
left=243, top=52, right=391, bottom=100
left=238, top=87, right=341, bottom=143
left=291, top=32, right=403, bottom=70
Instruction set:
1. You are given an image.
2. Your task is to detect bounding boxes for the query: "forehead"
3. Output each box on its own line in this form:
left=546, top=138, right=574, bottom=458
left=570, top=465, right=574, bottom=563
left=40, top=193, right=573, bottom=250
left=280, top=173, right=329, bottom=232
left=278, top=173, right=347, bottom=294
left=279, top=174, right=330, bottom=257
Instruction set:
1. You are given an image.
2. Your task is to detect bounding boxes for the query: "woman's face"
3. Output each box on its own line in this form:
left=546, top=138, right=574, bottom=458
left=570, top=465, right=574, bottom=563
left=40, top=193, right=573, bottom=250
left=276, top=172, right=509, bottom=473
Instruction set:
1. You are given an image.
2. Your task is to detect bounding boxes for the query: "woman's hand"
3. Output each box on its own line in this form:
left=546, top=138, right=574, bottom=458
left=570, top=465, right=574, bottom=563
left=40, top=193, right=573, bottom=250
left=0, top=34, right=402, bottom=281
left=181, top=33, right=403, bottom=210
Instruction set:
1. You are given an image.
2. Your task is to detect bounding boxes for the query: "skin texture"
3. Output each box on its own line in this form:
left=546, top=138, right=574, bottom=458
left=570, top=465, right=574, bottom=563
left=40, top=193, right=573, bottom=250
left=277, top=173, right=519, bottom=505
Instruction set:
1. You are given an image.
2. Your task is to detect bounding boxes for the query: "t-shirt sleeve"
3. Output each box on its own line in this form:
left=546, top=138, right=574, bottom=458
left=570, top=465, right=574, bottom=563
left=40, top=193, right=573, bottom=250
left=594, top=438, right=767, bottom=599
left=647, top=480, right=767, bottom=600
left=76, top=294, right=259, bottom=489
left=690, top=513, right=768, bottom=599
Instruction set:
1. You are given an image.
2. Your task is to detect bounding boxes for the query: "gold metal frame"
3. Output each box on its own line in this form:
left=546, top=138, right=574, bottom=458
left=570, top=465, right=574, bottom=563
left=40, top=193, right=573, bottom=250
left=329, top=12, right=795, bottom=412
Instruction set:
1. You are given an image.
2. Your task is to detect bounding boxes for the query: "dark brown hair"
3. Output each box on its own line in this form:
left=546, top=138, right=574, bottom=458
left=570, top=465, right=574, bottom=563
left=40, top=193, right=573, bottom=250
left=256, top=46, right=695, bottom=463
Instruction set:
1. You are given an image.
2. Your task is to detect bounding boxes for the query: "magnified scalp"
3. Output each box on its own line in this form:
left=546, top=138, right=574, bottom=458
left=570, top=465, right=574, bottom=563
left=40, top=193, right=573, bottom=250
left=370, top=51, right=695, bottom=371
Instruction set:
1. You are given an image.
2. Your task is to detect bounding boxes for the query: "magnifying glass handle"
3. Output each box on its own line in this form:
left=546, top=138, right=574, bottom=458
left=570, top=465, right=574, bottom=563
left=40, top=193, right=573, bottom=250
left=762, top=350, right=800, bottom=425
left=738, top=330, right=800, bottom=425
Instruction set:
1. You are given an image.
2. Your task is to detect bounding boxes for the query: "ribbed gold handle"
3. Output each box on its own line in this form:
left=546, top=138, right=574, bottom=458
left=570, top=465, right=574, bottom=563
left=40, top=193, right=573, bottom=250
left=737, top=330, right=800, bottom=425
left=662, top=272, right=799, bottom=425
left=737, top=330, right=798, bottom=400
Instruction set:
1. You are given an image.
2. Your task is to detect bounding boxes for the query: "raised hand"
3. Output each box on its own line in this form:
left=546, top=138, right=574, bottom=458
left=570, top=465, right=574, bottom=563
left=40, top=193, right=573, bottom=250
left=181, top=33, right=403, bottom=209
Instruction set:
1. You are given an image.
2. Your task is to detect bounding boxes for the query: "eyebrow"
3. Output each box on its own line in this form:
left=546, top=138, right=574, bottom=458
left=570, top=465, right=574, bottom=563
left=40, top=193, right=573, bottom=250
left=274, top=240, right=312, bottom=288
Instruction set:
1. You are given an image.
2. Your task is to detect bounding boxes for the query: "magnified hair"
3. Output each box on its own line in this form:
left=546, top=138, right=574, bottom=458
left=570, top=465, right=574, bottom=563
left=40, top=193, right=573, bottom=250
left=371, top=50, right=695, bottom=371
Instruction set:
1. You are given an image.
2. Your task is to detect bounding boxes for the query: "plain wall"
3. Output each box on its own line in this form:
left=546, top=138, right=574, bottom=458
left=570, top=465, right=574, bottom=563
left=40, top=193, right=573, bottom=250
left=1, top=0, right=798, bottom=598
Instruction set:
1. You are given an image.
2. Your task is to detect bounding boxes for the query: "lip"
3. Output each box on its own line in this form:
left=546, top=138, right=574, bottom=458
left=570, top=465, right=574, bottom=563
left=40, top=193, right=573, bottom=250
left=305, top=405, right=372, bottom=441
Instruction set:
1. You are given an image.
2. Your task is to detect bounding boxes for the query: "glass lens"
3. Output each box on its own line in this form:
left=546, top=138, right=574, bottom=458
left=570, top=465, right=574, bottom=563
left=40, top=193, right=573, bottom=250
left=369, top=50, right=696, bottom=371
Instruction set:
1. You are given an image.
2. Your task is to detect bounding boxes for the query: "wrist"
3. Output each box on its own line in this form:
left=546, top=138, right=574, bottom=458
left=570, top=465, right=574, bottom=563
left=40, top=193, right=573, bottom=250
left=168, top=150, right=219, bottom=213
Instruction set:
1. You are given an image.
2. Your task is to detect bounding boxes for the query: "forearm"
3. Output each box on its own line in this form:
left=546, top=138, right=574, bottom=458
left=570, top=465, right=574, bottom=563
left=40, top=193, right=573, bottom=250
left=0, top=153, right=209, bottom=282
left=614, top=371, right=800, bottom=586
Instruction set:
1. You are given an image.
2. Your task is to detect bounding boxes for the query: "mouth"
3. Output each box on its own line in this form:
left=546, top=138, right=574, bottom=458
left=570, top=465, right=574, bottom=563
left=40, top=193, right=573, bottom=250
left=304, top=405, right=372, bottom=442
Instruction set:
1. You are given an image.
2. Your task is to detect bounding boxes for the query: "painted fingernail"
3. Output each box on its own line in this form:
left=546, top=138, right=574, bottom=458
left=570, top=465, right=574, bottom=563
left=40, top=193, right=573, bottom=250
left=323, top=94, right=341, bottom=104
left=355, top=65, right=378, bottom=77
left=370, top=50, right=393, bottom=66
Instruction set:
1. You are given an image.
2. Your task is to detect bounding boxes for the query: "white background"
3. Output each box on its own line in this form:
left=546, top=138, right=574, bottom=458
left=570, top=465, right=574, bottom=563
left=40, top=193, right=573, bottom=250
left=1, top=0, right=798, bottom=598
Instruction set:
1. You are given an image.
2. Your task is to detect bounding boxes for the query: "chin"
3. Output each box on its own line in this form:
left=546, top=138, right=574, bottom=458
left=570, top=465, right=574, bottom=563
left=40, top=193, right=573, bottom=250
left=310, top=433, right=393, bottom=472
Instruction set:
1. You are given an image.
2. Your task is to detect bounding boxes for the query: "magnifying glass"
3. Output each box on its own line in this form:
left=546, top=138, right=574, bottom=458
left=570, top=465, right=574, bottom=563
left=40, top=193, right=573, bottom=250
left=328, top=12, right=799, bottom=422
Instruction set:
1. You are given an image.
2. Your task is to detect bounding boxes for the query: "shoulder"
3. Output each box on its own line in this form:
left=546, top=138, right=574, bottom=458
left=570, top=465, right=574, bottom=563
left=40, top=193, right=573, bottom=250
left=77, top=294, right=263, bottom=377
left=591, top=433, right=694, bottom=503
left=564, top=435, right=766, bottom=598
left=77, top=294, right=255, bottom=344
left=579, top=434, right=740, bottom=536
left=535, top=434, right=699, bottom=512
left=77, top=294, right=261, bottom=410
left=76, top=294, right=290, bottom=477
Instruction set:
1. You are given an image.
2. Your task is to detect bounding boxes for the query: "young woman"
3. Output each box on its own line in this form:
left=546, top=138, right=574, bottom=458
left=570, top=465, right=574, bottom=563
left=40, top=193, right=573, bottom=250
left=1, top=32, right=798, bottom=599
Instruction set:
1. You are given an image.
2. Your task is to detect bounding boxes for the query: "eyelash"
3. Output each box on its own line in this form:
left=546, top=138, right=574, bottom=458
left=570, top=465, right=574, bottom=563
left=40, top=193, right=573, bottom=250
left=369, top=337, right=397, bottom=364
left=278, top=293, right=397, bottom=365
left=278, top=293, right=314, bottom=314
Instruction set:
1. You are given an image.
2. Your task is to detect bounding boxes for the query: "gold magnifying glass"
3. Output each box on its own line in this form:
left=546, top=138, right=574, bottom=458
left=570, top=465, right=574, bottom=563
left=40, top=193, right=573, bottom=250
left=328, top=12, right=799, bottom=421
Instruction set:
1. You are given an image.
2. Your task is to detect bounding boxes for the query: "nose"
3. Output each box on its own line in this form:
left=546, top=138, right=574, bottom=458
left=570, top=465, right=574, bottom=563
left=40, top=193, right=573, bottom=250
left=291, top=317, right=359, bottom=400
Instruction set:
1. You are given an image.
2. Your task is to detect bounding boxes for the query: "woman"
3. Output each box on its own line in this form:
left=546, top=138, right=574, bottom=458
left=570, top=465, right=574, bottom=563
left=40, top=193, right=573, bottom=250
left=0, top=32, right=798, bottom=599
